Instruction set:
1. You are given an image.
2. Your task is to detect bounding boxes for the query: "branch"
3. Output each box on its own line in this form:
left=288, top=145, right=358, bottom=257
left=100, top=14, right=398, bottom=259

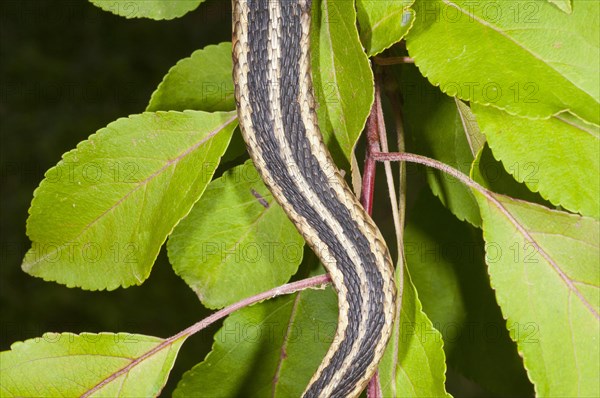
left=371, top=151, right=487, bottom=193
left=360, top=87, right=381, bottom=214
left=177, top=274, right=331, bottom=339
left=375, top=72, right=403, bottom=262
left=379, top=69, right=408, bottom=398
left=363, top=72, right=387, bottom=398
left=367, top=372, right=383, bottom=398
left=82, top=274, right=332, bottom=397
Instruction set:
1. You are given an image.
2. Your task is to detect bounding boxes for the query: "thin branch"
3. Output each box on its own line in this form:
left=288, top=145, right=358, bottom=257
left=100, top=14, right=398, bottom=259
left=365, top=69, right=417, bottom=398
left=375, top=72, right=402, bottom=262
left=371, top=151, right=487, bottom=192
left=381, top=69, right=408, bottom=398
left=367, top=371, right=383, bottom=398
left=361, top=73, right=384, bottom=398
left=375, top=151, right=600, bottom=320
left=360, top=93, right=381, bottom=214
left=82, top=274, right=332, bottom=397
left=382, top=70, right=407, bottom=262
left=180, top=275, right=330, bottom=337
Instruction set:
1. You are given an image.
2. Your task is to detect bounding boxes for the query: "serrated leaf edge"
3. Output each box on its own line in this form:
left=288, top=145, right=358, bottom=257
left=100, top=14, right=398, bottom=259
left=22, top=110, right=237, bottom=291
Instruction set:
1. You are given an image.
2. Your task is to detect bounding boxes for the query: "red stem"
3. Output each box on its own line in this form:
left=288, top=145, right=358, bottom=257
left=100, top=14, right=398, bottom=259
left=367, top=371, right=383, bottom=398
left=363, top=77, right=384, bottom=398
left=360, top=81, right=382, bottom=214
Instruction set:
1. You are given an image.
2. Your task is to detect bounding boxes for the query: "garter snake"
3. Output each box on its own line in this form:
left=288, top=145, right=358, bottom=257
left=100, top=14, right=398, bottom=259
left=232, top=0, right=396, bottom=396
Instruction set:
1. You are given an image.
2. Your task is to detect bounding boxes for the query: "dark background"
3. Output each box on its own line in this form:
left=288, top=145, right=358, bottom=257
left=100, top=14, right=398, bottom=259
left=1, top=0, right=231, bottom=395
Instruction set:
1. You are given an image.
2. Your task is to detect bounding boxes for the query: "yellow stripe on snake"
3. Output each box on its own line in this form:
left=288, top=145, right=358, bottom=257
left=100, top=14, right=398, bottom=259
left=232, top=1, right=396, bottom=396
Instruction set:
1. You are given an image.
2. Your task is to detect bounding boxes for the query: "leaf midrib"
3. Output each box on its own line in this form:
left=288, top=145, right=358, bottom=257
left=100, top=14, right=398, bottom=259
left=445, top=0, right=598, bottom=107
left=489, top=195, right=600, bottom=320
left=23, top=114, right=237, bottom=270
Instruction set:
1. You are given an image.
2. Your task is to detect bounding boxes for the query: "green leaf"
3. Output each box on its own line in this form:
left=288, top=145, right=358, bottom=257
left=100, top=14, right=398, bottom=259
left=173, top=287, right=337, bottom=397
left=311, top=0, right=374, bottom=167
left=357, top=0, right=415, bottom=56
left=405, top=191, right=533, bottom=396
left=475, top=192, right=600, bottom=397
left=378, top=266, right=451, bottom=397
left=167, top=161, right=304, bottom=309
left=0, top=332, right=186, bottom=397
left=147, top=43, right=235, bottom=113
left=456, top=99, right=486, bottom=155
left=406, top=0, right=600, bottom=124
left=219, top=128, right=249, bottom=164
left=402, top=64, right=482, bottom=226
left=88, top=0, right=202, bottom=20
left=473, top=104, right=600, bottom=219
left=471, top=144, right=551, bottom=207
left=547, top=0, right=572, bottom=13
left=22, top=111, right=237, bottom=290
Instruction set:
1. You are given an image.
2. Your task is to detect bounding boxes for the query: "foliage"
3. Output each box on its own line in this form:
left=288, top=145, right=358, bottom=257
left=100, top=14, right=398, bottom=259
left=1, top=333, right=186, bottom=396
left=2, top=0, right=598, bottom=397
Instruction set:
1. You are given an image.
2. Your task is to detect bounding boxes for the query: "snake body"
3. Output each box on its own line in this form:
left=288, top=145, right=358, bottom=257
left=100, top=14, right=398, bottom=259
left=232, top=0, right=396, bottom=396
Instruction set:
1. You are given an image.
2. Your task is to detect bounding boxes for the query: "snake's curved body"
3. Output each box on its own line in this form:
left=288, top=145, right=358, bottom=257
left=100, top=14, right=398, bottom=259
left=232, top=0, right=396, bottom=396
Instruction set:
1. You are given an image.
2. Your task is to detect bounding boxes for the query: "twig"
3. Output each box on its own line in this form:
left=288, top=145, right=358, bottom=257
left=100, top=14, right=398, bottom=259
left=371, top=152, right=487, bottom=192
left=82, top=274, right=332, bottom=397
left=363, top=72, right=385, bottom=398
left=375, top=72, right=402, bottom=262
left=360, top=92, right=381, bottom=214
left=381, top=70, right=407, bottom=398
left=367, top=371, right=383, bottom=398
left=375, top=151, right=600, bottom=321
left=178, top=274, right=332, bottom=338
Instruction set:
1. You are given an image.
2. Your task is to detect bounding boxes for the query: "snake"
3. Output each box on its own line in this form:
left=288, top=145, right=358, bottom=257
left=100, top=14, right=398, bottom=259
left=231, top=0, right=396, bottom=396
